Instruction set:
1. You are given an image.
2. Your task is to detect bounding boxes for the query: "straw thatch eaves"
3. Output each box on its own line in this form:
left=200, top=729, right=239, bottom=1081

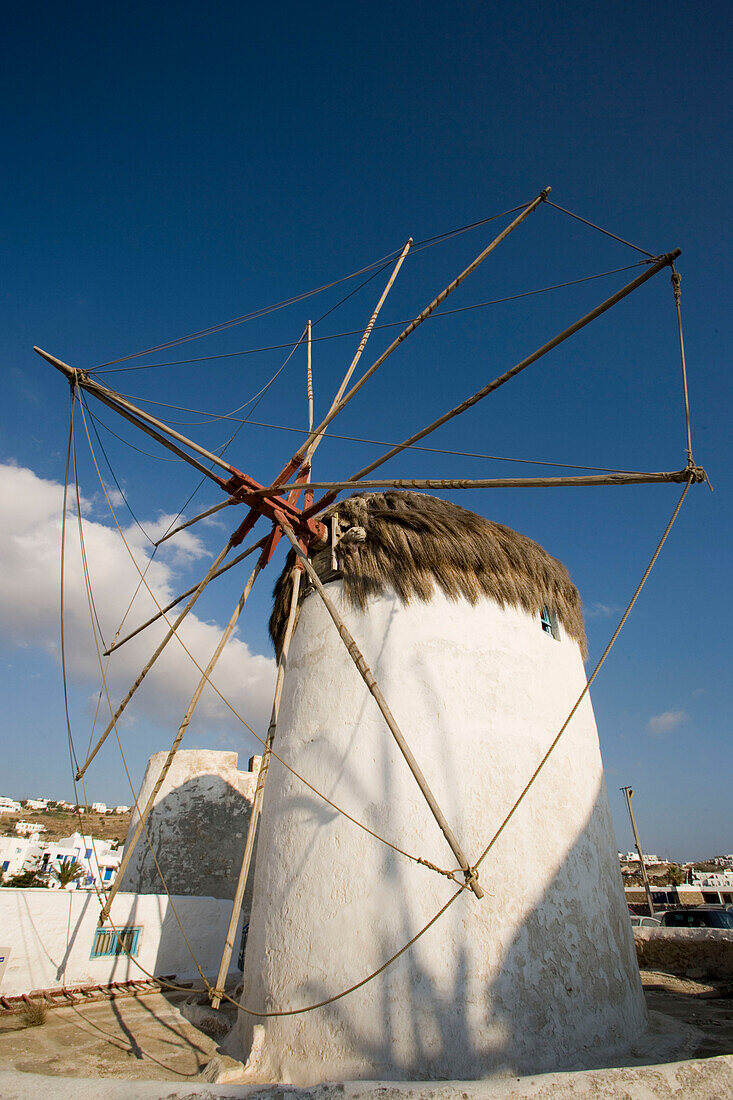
left=270, top=491, right=586, bottom=657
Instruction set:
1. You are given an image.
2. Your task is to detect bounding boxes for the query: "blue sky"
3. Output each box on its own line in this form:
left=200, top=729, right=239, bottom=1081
left=1, top=1, right=730, bottom=861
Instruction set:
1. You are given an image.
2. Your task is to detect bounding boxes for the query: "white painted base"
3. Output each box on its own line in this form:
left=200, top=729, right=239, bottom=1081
left=232, top=584, right=645, bottom=1083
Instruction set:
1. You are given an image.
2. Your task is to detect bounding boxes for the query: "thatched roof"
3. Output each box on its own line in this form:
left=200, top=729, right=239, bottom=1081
left=270, top=491, right=586, bottom=657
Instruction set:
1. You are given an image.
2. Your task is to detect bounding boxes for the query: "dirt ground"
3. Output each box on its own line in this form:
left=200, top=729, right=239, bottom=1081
left=0, top=972, right=730, bottom=1083
left=0, top=989, right=235, bottom=1081
left=640, top=969, right=733, bottom=1060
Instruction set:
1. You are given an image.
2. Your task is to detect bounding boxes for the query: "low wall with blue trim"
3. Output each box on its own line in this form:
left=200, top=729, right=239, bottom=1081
left=0, top=888, right=243, bottom=996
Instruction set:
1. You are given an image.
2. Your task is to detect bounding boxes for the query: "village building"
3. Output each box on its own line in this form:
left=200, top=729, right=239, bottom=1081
left=39, top=832, right=121, bottom=890
left=0, top=835, right=44, bottom=878
left=14, top=821, right=47, bottom=836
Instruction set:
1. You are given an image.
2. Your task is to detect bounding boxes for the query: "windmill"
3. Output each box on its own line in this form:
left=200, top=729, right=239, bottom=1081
left=35, top=186, right=706, bottom=1080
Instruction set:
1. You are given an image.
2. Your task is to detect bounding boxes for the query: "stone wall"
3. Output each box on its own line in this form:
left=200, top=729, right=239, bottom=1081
left=634, top=927, right=733, bottom=979
left=117, top=750, right=259, bottom=904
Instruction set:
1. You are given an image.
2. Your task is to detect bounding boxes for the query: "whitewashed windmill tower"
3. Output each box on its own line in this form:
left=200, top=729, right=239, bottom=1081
left=231, top=491, right=646, bottom=1083
left=36, top=187, right=704, bottom=1086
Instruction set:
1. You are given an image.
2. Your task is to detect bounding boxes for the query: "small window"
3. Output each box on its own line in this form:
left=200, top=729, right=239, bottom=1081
left=90, top=927, right=141, bottom=959
left=540, top=606, right=559, bottom=640
left=1, top=861, right=8, bottom=872
left=85, top=848, right=92, bottom=859
left=103, top=867, right=113, bottom=881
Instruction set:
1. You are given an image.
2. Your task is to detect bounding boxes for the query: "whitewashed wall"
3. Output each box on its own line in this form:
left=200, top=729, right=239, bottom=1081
left=0, top=888, right=243, bottom=996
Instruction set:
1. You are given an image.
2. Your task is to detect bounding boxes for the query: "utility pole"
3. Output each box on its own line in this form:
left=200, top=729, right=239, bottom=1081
left=621, top=786, right=655, bottom=916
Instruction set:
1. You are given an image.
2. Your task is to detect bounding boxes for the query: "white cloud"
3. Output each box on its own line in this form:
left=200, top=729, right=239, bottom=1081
left=647, top=710, right=688, bottom=735
left=585, top=602, right=620, bottom=619
left=0, top=462, right=276, bottom=743
left=139, top=512, right=209, bottom=566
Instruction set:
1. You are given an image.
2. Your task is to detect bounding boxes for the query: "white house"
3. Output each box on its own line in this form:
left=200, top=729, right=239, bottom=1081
left=113, top=805, right=131, bottom=814
left=620, top=851, right=664, bottom=866
left=14, top=821, right=47, bottom=836
left=90, top=802, right=109, bottom=814
left=0, top=835, right=44, bottom=877
left=0, top=797, right=21, bottom=815
left=39, top=832, right=121, bottom=890
left=24, top=798, right=49, bottom=811
left=692, top=869, right=733, bottom=888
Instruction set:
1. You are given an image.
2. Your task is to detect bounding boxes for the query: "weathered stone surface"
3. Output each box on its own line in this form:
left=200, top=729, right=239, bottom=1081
left=118, top=750, right=260, bottom=903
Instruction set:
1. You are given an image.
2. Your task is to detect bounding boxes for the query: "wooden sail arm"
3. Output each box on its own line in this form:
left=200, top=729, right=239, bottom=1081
left=34, top=346, right=328, bottom=548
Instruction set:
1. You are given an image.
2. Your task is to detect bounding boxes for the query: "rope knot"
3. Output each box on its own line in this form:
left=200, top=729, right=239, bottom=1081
left=464, top=866, right=480, bottom=888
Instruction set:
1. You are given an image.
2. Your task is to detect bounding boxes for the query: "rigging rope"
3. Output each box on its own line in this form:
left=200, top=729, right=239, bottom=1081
left=88, top=253, right=402, bottom=370
left=75, top=399, right=450, bottom=879
left=91, top=405, right=663, bottom=477
left=545, top=200, right=655, bottom=257
left=68, top=386, right=695, bottom=1018
left=670, top=267, right=694, bottom=466
left=92, top=262, right=647, bottom=376
left=62, top=395, right=212, bottom=988
left=84, top=399, right=158, bottom=544
left=75, top=474, right=694, bottom=1018
left=87, top=202, right=531, bottom=371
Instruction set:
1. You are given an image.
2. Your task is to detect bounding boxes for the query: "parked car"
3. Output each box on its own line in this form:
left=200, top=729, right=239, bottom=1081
left=629, top=913, right=661, bottom=928
left=660, top=906, right=733, bottom=930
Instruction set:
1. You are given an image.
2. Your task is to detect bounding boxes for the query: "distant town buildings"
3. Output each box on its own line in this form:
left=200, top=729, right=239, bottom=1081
left=0, top=794, right=130, bottom=816
left=14, top=821, right=47, bottom=837
left=618, top=851, right=665, bottom=866
left=691, top=868, right=733, bottom=889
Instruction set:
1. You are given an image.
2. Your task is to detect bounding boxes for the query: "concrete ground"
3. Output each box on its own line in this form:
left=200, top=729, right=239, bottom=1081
left=0, top=972, right=730, bottom=1096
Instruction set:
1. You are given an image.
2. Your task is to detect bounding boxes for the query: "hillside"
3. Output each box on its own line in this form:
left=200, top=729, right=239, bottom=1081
left=0, top=809, right=131, bottom=845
